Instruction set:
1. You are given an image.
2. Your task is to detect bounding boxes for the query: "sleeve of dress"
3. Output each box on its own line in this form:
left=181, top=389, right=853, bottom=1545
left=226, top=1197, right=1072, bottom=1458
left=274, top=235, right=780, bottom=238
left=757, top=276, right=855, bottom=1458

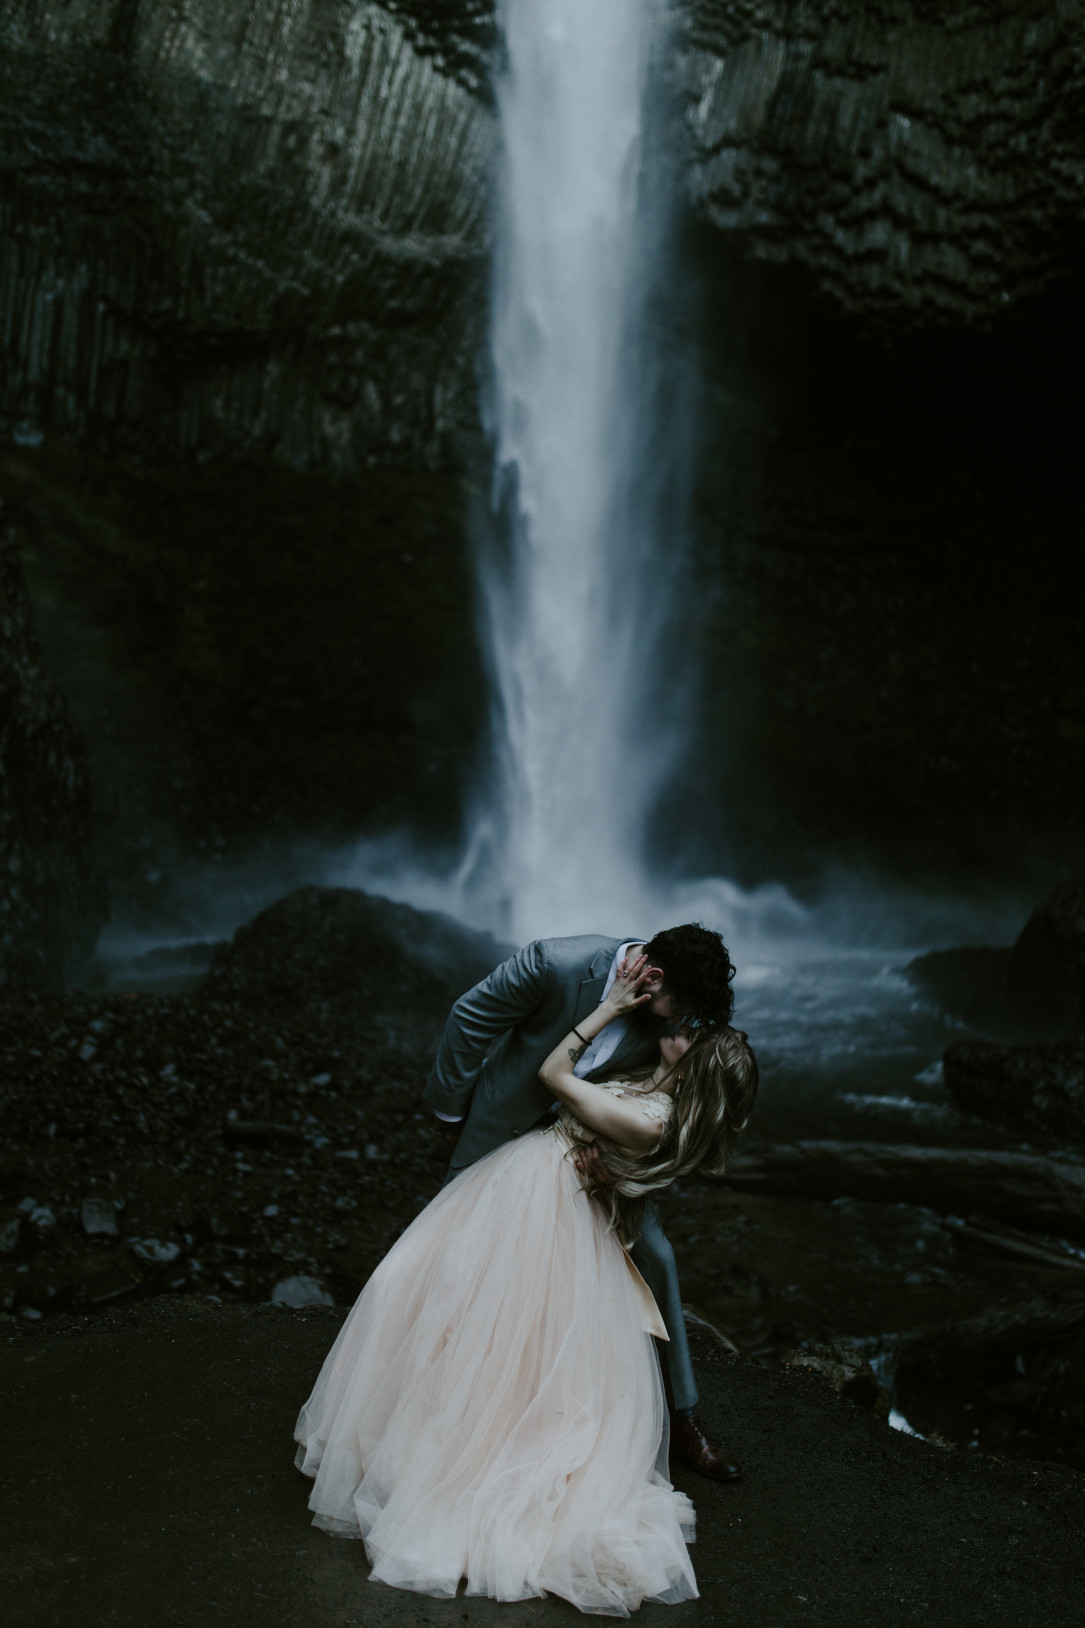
left=636, top=1099, right=670, bottom=1147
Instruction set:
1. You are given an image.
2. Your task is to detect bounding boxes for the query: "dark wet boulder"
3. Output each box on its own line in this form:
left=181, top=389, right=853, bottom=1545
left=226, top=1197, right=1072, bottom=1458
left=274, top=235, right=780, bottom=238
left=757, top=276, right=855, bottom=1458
left=1008, top=875, right=1085, bottom=1032
left=896, top=1293, right=1085, bottom=1468
left=783, top=1343, right=890, bottom=1419
left=907, top=874, right=1085, bottom=1037
left=904, top=946, right=1016, bottom=1033
left=943, top=1038, right=1085, bottom=1145
left=201, top=885, right=507, bottom=1035
left=0, top=1209, right=30, bottom=1259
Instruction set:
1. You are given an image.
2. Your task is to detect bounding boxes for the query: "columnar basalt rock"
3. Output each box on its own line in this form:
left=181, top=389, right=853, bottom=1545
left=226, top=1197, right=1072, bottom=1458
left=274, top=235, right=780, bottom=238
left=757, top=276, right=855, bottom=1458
left=682, top=0, right=1085, bottom=327
left=0, top=0, right=494, bottom=468
left=0, top=507, right=105, bottom=993
left=0, top=1, right=496, bottom=892
left=673, top=1, right=1085, bottom=876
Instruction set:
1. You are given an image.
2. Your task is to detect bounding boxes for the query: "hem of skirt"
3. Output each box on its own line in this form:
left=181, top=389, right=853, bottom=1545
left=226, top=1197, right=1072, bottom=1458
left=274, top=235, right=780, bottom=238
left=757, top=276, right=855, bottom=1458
left=305, top=1514, right=697, bottom=1617
left=300, top=1494, right=696, bottom=1616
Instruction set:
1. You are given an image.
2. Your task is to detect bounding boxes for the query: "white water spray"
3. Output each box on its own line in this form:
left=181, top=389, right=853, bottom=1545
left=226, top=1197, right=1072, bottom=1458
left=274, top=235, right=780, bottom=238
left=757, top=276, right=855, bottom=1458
left=469, top=0, right=683, bottom=942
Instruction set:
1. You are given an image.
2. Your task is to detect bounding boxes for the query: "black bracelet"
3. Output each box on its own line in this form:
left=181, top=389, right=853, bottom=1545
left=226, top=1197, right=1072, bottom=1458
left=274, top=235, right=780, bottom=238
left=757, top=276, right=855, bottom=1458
left=572, top=1026, right=590, bottom=1045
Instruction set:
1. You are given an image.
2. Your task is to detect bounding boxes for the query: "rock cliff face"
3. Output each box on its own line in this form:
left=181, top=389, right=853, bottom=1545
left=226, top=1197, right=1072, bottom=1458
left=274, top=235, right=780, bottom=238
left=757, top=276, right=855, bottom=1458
left=675, top=0, right=1085, bottom=879
left=0, top=506, right=105, bottom=992
left=683, top=0, right=1085, bottom=328
left=1, top=0, right=1083, bottom=938
left=0, top=0, right=492, bottom=468
left=0, top=0, right=494, bottom=907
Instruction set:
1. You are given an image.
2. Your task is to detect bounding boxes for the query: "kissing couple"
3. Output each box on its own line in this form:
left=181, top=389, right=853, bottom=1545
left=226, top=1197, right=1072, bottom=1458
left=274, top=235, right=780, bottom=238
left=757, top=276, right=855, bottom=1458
left=296, top=921, right=758, bottom=1616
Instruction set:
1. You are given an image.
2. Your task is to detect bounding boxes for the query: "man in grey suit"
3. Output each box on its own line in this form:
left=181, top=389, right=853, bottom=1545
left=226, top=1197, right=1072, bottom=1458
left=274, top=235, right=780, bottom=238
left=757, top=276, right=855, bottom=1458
left=424, top=921, right=741, bottom=1481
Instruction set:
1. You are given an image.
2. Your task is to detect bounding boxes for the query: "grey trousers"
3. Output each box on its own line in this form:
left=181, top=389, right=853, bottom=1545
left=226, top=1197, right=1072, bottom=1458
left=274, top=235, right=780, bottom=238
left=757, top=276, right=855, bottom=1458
left=631, top=1201, right=698, bottom=1414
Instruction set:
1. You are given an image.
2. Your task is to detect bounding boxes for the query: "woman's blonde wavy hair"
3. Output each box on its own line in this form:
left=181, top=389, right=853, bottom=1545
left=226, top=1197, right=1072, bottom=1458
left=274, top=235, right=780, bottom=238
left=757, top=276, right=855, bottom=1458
left=571, top=1025, right=759, bottom=1247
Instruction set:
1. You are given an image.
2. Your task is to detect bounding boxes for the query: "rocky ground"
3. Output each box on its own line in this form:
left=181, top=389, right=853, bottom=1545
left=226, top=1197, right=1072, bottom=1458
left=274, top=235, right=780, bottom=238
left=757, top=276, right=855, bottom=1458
left=6, top=885, right=1085, bottom=1478
left=4, top=886, right=1085, bottom=1623
left=0, top=888, right=504, bottom=1322
left=4, top=1301, right=1085, bottom=1628
left=0, top=964, right=1073, bottom=1353
left=0, top=984, right=446, bottom=1318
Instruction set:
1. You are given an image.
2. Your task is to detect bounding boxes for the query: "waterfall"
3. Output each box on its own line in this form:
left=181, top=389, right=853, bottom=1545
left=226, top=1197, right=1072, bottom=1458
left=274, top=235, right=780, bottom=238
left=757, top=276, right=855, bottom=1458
left=333, top=0, right=807, bottom=955
left=470, top=0, right=684, bottom=943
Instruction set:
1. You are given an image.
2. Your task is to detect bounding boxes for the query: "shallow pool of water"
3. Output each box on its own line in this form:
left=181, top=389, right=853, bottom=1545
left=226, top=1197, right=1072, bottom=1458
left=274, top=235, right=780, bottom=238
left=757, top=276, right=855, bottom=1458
left=732, top=951, right=994, bottom=1146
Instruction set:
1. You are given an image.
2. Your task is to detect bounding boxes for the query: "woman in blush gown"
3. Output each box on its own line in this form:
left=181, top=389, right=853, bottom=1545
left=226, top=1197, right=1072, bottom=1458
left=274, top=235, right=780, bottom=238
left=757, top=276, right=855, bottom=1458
left=294, top=955, right=758, bottom=1617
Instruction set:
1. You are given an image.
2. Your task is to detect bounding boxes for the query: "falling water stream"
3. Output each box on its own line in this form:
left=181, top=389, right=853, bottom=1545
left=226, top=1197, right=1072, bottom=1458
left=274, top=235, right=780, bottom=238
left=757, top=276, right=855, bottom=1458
left=470, top=0, right=681, bottom=943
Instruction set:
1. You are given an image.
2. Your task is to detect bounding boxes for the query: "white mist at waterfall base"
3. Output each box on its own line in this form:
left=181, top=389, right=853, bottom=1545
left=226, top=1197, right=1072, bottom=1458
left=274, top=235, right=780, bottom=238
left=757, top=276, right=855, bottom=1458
left=85, top=830, right=1028, bottom=1144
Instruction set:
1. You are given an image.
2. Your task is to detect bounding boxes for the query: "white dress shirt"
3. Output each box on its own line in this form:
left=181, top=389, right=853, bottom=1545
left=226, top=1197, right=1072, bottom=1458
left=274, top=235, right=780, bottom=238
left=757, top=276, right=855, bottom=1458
left=572, top=941, right=641, bottom=1079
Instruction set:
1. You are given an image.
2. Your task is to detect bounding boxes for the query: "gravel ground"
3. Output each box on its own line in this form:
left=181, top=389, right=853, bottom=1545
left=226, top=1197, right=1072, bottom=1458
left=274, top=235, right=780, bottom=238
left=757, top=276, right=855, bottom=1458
left=5, top=967, right=1085, bottom=1471
left=0, top=986, right=451, bottom=1318
left=3, top=1299, right=1083, bottom=1628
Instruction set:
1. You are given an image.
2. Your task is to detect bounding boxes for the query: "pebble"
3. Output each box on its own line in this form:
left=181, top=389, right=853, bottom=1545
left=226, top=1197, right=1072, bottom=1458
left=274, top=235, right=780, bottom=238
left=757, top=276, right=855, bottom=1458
left=0, top=1210, right=27, bottom=1255
left=129, top=1239, right=182, bottom=1265
left=82, top=1198, right=119, bottom=1237
left=270, top=1274, right=335, bottom=1308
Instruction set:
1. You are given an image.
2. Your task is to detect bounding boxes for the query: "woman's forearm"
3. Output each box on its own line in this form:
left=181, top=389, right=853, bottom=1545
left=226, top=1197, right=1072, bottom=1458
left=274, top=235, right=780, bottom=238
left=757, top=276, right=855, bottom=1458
left=541, top=1038, right=662, bottom=1152
left=539, top=1003, right=615, bottom=1096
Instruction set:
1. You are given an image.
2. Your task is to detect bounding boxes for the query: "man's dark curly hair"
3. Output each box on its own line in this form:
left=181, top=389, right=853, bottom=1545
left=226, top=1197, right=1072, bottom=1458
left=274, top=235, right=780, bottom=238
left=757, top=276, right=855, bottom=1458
left=642, top=923, right=735, bottom=1027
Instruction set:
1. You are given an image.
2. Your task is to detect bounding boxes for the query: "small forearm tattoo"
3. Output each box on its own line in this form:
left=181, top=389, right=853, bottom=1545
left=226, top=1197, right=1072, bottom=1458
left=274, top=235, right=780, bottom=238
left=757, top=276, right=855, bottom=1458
left=567, top=1040, right=587, bottom=1064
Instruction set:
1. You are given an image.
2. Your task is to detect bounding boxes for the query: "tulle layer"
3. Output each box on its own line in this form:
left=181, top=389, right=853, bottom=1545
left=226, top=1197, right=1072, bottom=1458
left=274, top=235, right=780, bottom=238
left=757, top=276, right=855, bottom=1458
left=294, top=1127, right=697, bottom=1616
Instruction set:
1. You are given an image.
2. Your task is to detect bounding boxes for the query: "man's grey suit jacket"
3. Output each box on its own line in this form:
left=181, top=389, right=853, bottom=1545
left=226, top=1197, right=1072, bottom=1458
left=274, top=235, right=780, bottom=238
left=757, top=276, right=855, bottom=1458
left=424, top=934, right=666, bottom=1171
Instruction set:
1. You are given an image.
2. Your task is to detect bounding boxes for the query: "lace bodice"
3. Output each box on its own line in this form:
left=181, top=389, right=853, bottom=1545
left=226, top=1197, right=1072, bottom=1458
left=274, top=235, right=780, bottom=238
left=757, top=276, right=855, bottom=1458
left=558, top=1080, right=675, bottom=1155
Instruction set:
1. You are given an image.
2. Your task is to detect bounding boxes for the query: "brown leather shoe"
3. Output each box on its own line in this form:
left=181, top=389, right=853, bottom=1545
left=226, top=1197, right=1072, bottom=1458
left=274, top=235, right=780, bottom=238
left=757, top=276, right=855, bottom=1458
left=670, top=1415, right=742, bottom=1482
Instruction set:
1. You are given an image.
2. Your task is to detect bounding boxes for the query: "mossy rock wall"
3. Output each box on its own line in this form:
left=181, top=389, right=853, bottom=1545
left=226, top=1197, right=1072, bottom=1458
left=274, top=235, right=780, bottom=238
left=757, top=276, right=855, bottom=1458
left=2, top=0, right=1084, bottom=928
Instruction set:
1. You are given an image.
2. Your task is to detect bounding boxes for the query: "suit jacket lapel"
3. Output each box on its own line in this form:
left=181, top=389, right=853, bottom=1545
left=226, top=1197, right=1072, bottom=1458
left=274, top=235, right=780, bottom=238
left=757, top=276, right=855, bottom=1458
left=572, top=942, right=621, bottom=1024
left=574, top=977, right=607, bottom=1023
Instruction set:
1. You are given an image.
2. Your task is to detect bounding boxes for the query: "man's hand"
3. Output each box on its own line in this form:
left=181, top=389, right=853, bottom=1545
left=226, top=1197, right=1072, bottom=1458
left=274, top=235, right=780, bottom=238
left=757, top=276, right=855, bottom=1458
left=575, top=1143, right=617, bottom=1187
left=433, top=1114, right=466, bottom=1146
left=601, top=952, right=655, bottom=1019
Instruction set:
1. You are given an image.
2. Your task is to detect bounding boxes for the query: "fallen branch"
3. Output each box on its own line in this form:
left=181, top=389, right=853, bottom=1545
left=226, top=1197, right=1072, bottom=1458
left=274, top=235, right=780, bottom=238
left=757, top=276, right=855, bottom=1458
left=725, top=1141, right=1085, bottom=1238
left=682, top=1304, right=741, bottom=1354
left=942, top=1213, right=1085, bottom=1272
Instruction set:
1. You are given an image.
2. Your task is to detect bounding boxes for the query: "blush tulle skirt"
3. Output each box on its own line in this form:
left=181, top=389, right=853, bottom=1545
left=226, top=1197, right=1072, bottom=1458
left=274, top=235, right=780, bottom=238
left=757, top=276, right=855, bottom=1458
left=294, top=1126, right=697, bottom=1616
